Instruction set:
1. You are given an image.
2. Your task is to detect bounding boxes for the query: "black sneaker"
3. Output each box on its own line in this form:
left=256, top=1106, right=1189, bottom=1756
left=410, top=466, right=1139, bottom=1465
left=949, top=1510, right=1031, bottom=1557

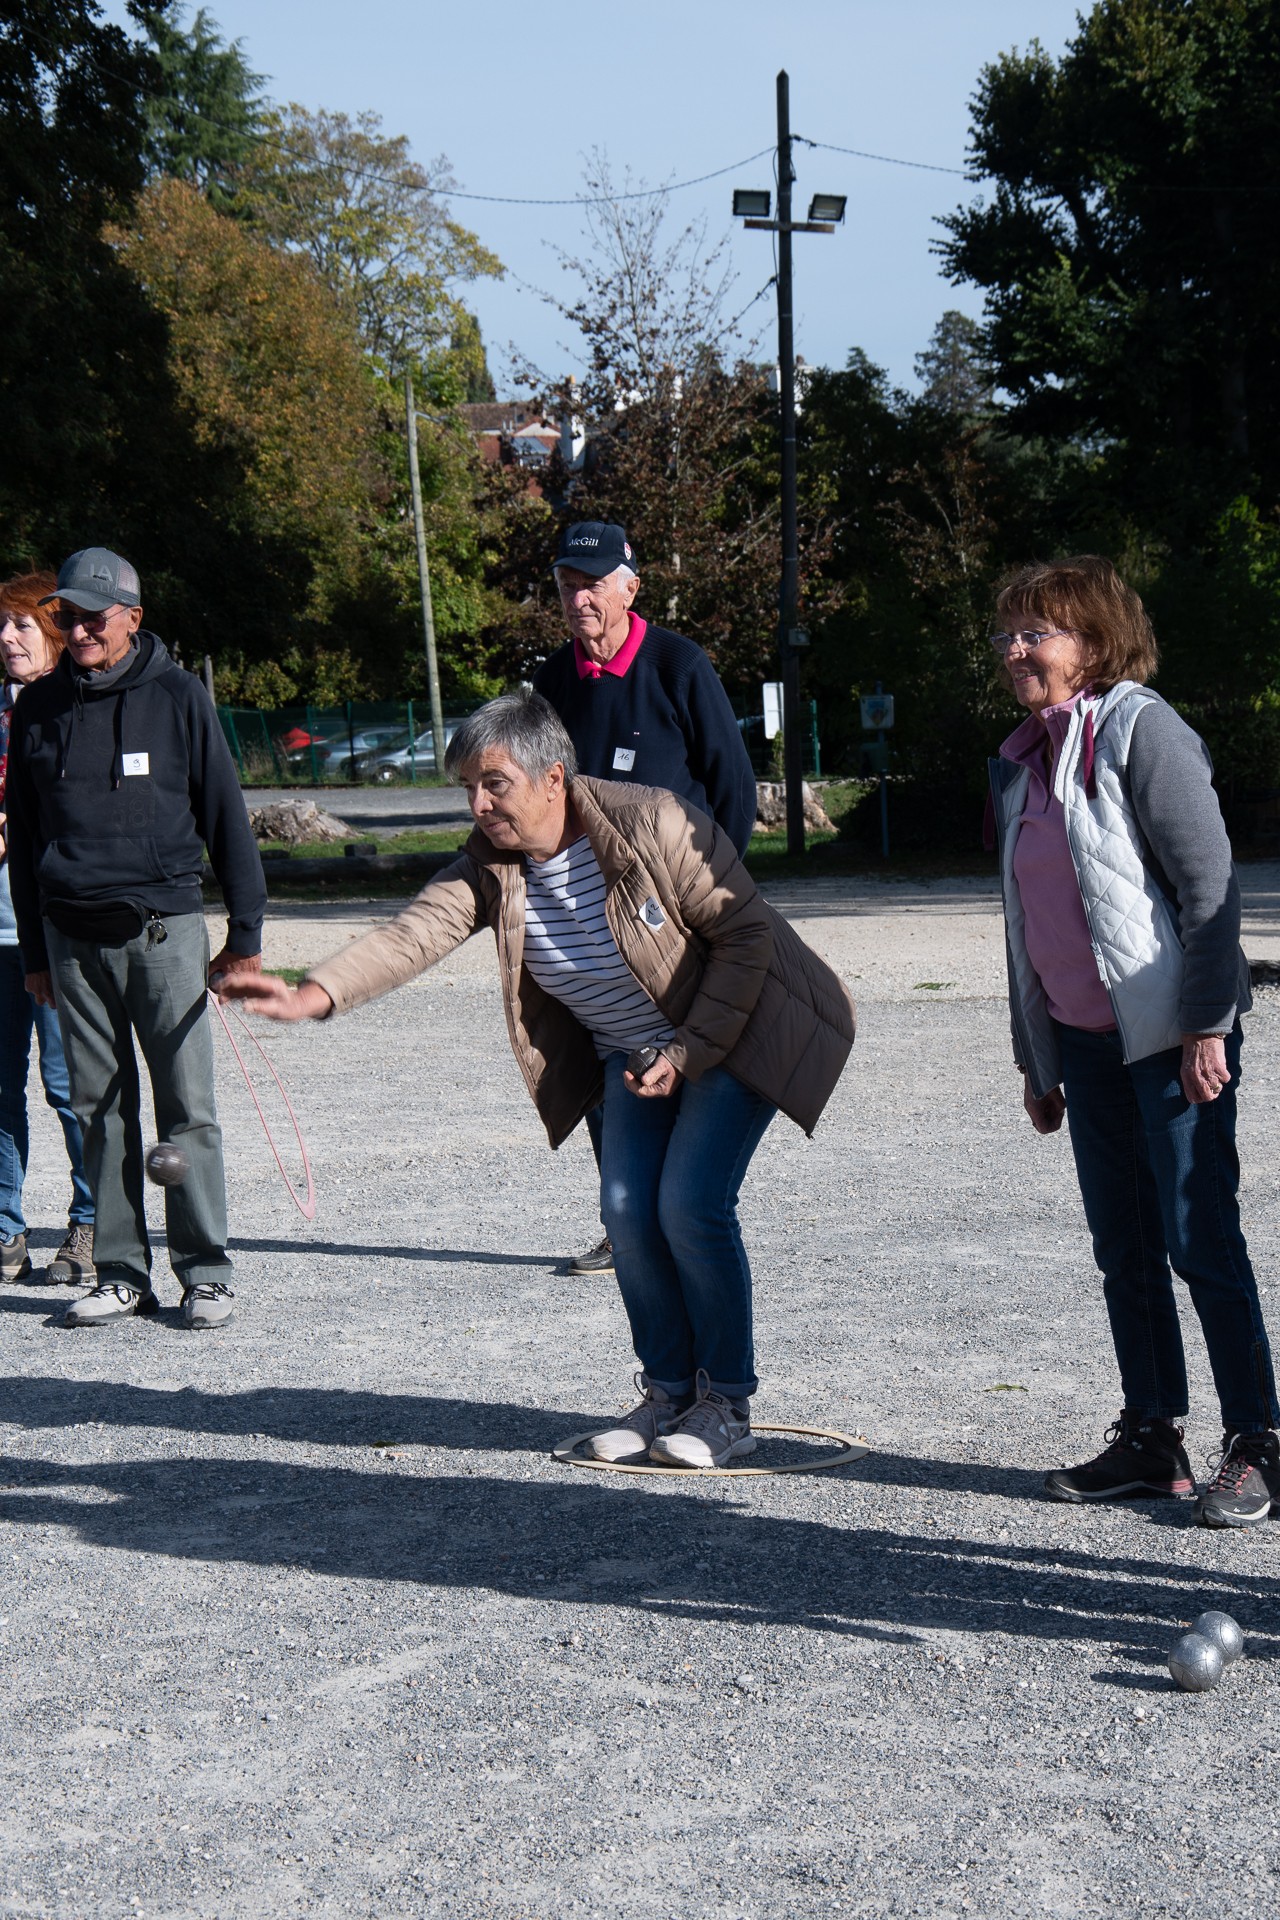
left=568, top=1234, right=614, bottom=1276
left=1194, top=1430, right=1280, bottom=1529
left=1045, top=1412, right=1194, bottom=1502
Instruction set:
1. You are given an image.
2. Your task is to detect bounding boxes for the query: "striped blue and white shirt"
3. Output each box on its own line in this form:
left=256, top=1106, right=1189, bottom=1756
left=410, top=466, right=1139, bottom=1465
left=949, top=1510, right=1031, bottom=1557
left=523, top=835, right=674, bottom=1059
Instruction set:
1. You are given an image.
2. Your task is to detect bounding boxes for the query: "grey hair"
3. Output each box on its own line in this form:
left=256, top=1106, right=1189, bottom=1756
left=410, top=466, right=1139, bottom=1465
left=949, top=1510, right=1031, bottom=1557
left=443, top=687, right=578, bottom=784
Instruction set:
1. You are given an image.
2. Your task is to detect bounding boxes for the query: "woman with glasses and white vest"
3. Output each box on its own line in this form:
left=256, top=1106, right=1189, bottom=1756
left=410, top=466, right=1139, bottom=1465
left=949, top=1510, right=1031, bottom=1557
left=987, top=554, right=1278, bottom=1528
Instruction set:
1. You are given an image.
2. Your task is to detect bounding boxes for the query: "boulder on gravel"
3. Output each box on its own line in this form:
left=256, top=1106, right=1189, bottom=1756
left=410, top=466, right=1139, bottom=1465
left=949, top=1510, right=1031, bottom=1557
left=754, top=781, right=836, bottom=835
left=248, top=798, right=353, bottom=846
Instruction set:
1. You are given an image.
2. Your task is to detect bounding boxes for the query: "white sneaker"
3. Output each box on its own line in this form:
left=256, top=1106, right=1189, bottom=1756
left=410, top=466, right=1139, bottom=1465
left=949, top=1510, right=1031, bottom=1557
left=64, top=1282, right=159, bottom=1327
left=589, top=1374, right=685, bottom=1463
left=650, top=1371, right=755, bottom=1468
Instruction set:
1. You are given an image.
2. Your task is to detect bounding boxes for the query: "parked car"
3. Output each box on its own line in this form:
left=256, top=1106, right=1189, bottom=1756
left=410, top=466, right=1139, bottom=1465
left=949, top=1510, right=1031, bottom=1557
left=369, top=720, right=463, bottom=782
left=323, top=726, right=414, bottom=777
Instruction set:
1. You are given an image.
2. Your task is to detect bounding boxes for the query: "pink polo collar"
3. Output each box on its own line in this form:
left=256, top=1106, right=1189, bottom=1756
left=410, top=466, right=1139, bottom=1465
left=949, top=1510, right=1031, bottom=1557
left=573, top=613, right=647, bottom=680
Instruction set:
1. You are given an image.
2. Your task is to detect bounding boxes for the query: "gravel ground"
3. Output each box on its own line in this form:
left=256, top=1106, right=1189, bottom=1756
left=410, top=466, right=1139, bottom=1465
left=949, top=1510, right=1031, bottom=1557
left=3, top=869, right=1280, bottom=1918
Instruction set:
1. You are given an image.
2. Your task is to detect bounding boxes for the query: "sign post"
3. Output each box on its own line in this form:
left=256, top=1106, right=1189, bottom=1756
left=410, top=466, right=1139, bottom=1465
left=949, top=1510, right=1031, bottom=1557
left=859, top=684, right=894, bottom=860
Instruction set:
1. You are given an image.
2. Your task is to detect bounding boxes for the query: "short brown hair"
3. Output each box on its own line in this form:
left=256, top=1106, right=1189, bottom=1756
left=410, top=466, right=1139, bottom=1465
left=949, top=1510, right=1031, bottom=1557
left=995, top=555, right=1158, bottom=690
left=0, top=570, right=65, bottom=664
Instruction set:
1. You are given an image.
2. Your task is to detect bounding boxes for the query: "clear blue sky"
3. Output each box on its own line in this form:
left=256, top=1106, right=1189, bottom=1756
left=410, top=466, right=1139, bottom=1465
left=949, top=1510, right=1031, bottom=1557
left=109, top=0, right=1086, bottom=392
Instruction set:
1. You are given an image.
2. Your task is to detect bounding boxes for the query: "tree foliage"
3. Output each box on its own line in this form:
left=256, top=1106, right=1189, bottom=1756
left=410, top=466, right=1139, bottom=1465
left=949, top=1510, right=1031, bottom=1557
left=140, top=4, right=265, bottom=205
left=0, top=0, right=175, bottom=565
left=111, top=177, right=377, bottom=634
left=939, top=0, right=1280, bottom=528
left=233, top=104, right=501, bottom=385
left=512, top=159, right=834, bottom=687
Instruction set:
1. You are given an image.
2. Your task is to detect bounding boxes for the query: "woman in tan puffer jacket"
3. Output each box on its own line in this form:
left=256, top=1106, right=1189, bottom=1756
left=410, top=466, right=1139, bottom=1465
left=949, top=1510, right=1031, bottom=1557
left=224, top=691, right=855, bottom=1469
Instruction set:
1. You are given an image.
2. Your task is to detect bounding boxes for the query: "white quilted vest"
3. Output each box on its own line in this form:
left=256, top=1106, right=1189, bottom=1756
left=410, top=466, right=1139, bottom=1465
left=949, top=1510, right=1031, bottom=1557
left=997, top=681, right=1184, bottom=1094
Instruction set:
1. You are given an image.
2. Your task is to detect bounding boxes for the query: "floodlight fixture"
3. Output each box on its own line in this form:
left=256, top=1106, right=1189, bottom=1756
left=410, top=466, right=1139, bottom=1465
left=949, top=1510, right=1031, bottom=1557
left=807, top=193, right=847, bottom=224
left=733, top=188, right=772, bottom=219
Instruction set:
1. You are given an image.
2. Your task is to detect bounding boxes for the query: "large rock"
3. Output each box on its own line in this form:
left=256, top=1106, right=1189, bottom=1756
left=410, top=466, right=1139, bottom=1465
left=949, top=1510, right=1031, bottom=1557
left=248, top=799, right=354, bottom=846
left=754, top=782, right=836, bottom=835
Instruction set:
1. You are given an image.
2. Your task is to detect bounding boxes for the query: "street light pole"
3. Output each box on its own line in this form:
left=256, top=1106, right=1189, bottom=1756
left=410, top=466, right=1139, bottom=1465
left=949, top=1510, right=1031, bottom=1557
left=736, top=77, right=842, bottom=857
left=404, top=370, right=448, bottom=775
left=775, top=69, right=805, bottom=858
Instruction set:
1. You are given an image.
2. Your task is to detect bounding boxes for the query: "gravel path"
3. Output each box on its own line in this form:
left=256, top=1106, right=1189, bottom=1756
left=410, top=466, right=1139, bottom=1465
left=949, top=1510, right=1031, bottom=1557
left=2, top=872, right=1279, bottom=1917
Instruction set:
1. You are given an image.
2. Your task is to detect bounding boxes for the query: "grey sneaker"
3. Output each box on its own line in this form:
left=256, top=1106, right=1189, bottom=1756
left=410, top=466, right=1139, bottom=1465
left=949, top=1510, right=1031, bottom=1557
left=0, top=1232, right=32, bottom=1284
left=569, top=1234, right=614, bottom=1276
left=45, top=1224, right=96, bottom=1287
left=181, top=1281, right=235, bottom=1330
left=649, top=1371, right=755, bottom=1469
left=589, top=1373, right=685, bottom=1463
left=1195, top=1430, right=1280, bottom=1529
left=64, top=1281, right=159, bottom=1327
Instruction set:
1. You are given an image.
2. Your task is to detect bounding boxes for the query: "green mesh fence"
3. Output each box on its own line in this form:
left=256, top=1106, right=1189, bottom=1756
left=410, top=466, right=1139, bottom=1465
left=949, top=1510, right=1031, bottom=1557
left=217, top=702, right=467, bottom=786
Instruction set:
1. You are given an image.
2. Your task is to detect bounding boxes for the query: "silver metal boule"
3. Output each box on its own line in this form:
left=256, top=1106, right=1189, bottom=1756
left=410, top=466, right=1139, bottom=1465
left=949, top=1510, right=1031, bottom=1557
left=1192, top=1611, right=1245, bottom=1665
left=1167, top=1631, right=1223, bottom=1693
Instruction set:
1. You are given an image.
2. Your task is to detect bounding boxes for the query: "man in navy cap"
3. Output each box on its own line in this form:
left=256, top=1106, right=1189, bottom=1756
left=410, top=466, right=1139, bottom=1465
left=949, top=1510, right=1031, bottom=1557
left=533, top=521, right=757, bottom=1274
left=6, top=548, right=266, bottom=1329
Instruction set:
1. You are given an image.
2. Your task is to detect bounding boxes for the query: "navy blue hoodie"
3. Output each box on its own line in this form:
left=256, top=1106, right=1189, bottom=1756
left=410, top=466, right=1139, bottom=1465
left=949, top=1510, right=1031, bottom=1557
left=7, top=629, right=266, bottom=972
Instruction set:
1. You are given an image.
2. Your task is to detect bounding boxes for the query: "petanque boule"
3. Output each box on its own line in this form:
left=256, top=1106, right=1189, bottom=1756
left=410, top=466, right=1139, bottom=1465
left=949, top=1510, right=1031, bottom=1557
left=1167, top=1631, right=1223, bottom=1693
left=145, top=1141, right=191, bottom=1188
left=625, top=1044, right=660, bottom=1079
left=1192, top=1610, right=1244, bottom=1665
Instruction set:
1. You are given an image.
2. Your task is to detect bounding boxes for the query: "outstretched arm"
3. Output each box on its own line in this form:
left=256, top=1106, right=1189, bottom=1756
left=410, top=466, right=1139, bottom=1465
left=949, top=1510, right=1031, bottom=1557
left=219, top=974, right=333, bottom=1021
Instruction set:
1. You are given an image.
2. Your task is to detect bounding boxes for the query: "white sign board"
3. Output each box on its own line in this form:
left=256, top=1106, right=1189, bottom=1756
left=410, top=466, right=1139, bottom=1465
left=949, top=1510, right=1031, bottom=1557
left=763, top=681, right=784, bottom=739
left=860, top=693, right=895, bottom=731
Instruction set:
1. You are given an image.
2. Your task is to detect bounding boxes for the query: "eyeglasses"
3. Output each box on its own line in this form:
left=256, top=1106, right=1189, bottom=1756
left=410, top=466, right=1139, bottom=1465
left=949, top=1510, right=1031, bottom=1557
left=988, top=628, right=1071, bottom=657
left=52, top=604, right=123, bottom=632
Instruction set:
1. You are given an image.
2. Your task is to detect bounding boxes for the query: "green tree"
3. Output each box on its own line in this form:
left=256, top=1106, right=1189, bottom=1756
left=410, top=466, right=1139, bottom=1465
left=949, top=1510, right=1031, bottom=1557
left=938, top=0, right=1280, bottom=532
left=140, top=4, right=266, bottom=206
left=0, top=0, right=181, bottom=567
left=233, top=103, right=501, bottom=383
left=914, top=309, right=993, bottom=419
left=111, top=176, right=379, bottom=660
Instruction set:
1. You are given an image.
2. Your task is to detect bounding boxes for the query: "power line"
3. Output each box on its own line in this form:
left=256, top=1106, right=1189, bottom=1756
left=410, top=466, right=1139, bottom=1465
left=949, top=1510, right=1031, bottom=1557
left=438, top=149, right=777, bottom=208
left=797, top=136, right=970, bottom=179
left=25, top=22, right=777, bottom=210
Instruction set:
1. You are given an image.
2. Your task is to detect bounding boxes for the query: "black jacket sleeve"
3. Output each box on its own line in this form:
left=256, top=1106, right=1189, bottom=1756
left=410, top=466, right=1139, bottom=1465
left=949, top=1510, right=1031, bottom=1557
left=6, top=697, right=47, bottom=972
left=184, top=683, right=267, bottom=954
left=681, top=652, right=758, bottom=856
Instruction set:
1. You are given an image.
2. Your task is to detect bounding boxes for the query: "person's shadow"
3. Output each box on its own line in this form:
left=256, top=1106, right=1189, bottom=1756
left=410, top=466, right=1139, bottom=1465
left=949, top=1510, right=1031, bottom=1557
left=3, top=1376, right=1273, bottom=1679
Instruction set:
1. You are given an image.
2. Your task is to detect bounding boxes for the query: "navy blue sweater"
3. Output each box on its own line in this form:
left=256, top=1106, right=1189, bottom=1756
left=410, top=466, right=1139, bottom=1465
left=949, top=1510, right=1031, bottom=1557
left=7, top=629, right=267, bottom=971
left=533, top=622, right=757, bottom=855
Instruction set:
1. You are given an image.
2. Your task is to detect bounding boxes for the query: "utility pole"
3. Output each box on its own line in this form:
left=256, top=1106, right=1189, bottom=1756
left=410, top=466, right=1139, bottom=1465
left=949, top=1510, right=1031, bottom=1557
left=735, top=75, right=844, bottom=858
left=775, top=71, right=804, bottom=857
left=404, top=370, right=448, bottom=775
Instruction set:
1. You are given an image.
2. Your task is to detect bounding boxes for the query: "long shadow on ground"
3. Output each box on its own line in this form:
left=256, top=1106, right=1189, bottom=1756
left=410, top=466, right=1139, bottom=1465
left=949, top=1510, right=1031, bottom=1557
left=1, top=1381, right=1275, bottom=1660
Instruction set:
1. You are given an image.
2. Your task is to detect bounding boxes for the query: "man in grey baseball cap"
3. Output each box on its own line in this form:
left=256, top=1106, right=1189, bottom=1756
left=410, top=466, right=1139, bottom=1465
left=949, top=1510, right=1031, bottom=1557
left=9, top=547, right=267, bottom=1329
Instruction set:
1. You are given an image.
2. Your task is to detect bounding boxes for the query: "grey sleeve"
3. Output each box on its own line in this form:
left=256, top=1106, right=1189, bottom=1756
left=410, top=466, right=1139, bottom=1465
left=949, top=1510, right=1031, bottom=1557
left=1126, top=699, right=1244, bottom=1034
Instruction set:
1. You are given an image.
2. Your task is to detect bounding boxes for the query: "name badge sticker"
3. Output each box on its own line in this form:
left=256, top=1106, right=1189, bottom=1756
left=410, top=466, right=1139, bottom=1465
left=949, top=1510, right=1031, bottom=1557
left=612, top=747, right=636, bottom=772
left=122, top=752, right=150, bottom=777
left=639, top=897, right=665, bottom=930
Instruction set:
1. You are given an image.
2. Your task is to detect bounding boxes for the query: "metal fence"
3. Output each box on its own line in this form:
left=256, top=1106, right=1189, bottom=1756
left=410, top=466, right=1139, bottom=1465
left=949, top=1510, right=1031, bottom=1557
left=729, top=694, right=821, bottom=778
left=216, top=692, right=821, bottom=787
left=216, top=701, right=467, bottom=787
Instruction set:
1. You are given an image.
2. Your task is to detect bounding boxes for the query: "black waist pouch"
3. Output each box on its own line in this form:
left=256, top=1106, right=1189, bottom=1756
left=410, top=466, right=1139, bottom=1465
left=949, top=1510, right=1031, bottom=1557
left=45, top=900, right=146, bottom=944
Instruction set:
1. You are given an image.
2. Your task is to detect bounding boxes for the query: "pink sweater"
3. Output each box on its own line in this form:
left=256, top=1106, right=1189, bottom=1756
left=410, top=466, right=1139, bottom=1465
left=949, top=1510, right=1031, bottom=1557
left=1000, top=691, right=1116, bottom=1033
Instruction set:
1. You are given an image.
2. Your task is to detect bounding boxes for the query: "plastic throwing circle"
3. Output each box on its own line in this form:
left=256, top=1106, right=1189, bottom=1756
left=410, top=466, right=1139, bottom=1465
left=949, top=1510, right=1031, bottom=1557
left=551, top=1420, right=869, bottom=1477
left=207, top=990, right=317, bottom=1220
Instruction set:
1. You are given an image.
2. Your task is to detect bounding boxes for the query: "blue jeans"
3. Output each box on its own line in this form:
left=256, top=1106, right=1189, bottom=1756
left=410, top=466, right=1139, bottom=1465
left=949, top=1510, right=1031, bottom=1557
left=0, top=944, right=93, bottom=1238
left=598, top=1052, right=776, bottom=1401
left=1057, top=1021, right=1278, bottom=1432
